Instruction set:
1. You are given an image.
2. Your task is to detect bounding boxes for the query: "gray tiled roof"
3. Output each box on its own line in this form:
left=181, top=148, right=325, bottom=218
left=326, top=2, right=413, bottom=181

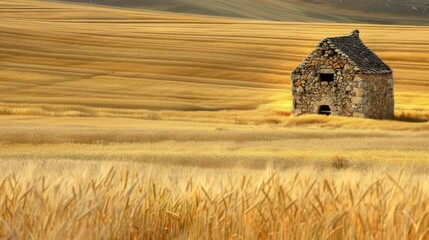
left=325, top=34, right=392, bottom=74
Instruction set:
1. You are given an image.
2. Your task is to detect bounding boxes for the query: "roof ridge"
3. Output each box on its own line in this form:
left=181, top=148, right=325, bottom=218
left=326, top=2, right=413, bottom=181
left=320, top=34, right=391, bottom=74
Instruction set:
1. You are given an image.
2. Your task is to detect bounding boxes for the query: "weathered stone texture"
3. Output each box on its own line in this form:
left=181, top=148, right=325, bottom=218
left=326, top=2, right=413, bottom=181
left=292, top=39, right=362, bottom=117
left=362, top=74, right=394, bottom=119
left=290, top=30, right=394, bottom=120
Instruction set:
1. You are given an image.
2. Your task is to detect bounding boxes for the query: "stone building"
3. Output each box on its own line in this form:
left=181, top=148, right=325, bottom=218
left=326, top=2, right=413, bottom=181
left=290, top=30, right=394, bottom=119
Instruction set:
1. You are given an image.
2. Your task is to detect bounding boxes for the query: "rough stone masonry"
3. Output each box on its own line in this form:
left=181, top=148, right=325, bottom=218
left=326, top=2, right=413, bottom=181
left=290, top=30, right=394, bottom=119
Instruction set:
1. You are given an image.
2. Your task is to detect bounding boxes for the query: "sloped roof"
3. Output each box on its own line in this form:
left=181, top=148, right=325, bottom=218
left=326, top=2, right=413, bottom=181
left=324, top=30, right=392, bottom=74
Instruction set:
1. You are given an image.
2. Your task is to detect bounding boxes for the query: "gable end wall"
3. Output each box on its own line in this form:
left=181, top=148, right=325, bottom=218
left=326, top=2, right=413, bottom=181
left=291, top=40, right=364, bottom=117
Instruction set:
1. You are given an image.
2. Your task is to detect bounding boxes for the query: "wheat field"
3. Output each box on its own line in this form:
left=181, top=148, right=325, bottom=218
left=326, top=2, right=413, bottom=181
left=0, top=0, right=429, bottom=239
left=3, top=161, right=429, bottom=239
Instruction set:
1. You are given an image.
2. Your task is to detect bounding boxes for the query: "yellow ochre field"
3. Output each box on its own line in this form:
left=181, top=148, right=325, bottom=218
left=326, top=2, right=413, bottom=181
left=0, top=0, right=429, bottom=239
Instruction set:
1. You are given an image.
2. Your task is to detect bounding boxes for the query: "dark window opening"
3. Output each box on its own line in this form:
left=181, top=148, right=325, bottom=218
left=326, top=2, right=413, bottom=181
left=293, top=100, right=297, bottom=109
left=318, top=105, right=331, bottom=116
left=320, top=74, right=334, bottom=82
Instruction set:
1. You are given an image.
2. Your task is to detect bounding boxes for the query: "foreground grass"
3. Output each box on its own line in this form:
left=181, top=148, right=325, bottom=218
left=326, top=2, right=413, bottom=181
left=2, top=160, right=429, bottom=239
left=0, top=116, right=426, bottom=239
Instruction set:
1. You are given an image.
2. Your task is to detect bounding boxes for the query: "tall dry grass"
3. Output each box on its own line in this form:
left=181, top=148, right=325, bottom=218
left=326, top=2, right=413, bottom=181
left=2, top=161, right=429, bottom=239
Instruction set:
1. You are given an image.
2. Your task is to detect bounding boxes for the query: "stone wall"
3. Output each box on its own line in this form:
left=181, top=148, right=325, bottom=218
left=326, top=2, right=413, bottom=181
left=362, top=73, right=394, bottom=119
left=291, top=39, right=361, bottom=117
left=290, top=40, right=394, bottom=119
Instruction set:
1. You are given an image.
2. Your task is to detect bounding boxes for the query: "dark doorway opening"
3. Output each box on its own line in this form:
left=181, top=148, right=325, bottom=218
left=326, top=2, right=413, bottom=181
left=320, top=74, right=334, bottom=82
left=319, top=105, right=331, bottom=116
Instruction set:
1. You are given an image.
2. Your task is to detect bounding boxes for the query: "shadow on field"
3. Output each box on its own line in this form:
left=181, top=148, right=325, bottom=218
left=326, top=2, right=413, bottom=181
left=394, top=112, right=428, bottom=123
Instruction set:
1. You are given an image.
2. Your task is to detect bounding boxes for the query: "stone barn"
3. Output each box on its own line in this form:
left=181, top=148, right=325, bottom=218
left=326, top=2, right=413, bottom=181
left=290, top=30, right=394, bottom=119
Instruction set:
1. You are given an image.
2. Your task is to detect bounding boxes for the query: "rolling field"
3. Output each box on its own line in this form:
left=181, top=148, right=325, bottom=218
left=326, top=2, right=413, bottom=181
left=0, top=0, right=429, bottom=238
left=1, top=0, right=429, bottom=123
left=62, top=0, right=429, bottom=24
